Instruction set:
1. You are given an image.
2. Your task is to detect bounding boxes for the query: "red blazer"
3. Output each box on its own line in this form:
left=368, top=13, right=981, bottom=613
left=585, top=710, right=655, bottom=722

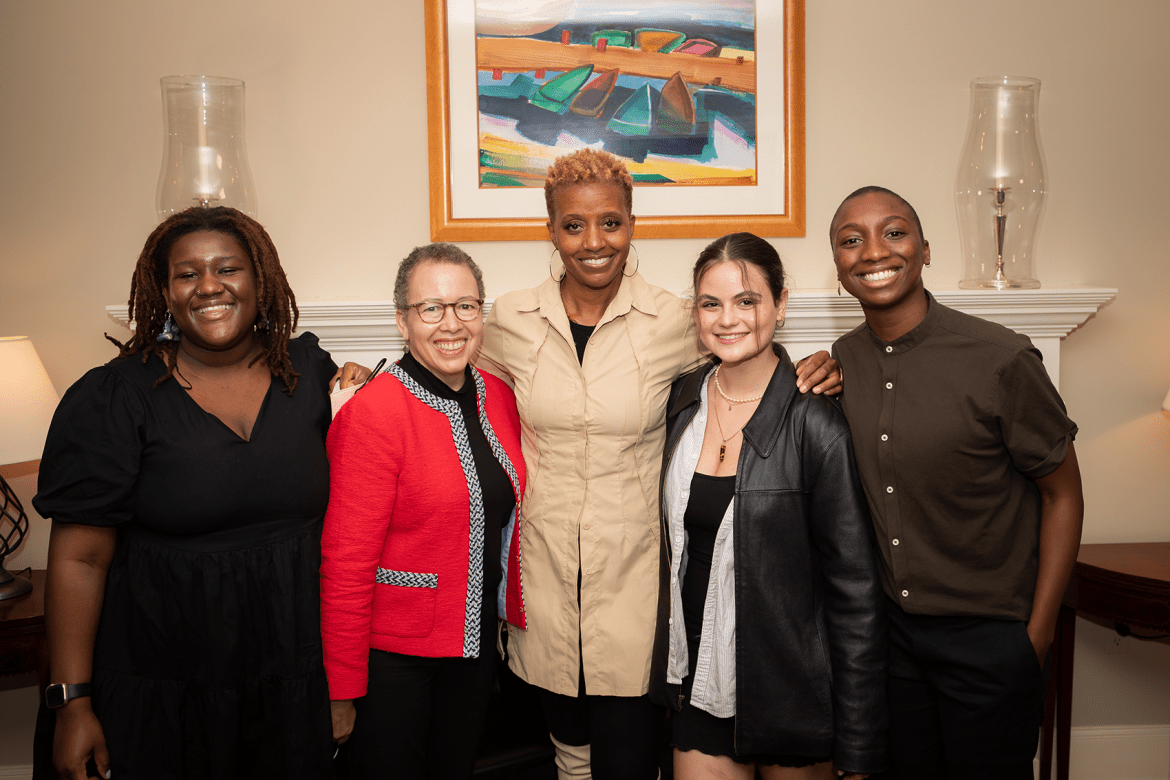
left=320, top=365, right=526, bottom=700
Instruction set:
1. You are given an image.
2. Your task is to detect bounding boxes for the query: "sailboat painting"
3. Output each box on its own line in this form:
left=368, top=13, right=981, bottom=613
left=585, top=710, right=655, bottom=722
left=473, top=0, right=760, bottom=188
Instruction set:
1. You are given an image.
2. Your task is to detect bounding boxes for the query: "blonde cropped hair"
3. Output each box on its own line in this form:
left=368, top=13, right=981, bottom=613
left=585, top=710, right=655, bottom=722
left=544, top=149, right=634, bottom=219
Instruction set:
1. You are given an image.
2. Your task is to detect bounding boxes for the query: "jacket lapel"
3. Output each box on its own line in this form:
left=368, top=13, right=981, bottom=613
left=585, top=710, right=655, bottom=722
left=741, top=345, right=797, bottom=459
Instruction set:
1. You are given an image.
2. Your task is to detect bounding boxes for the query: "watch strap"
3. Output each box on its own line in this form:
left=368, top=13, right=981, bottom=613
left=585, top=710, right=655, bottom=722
left=45, top=682, right=93, bottom=708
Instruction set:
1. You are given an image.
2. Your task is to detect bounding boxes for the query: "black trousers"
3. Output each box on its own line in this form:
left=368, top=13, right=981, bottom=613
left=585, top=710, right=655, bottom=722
left=539, top=675, right=665, bottom=780
left=879, top=599, right=1050, bottom=780
left=341, top=604, right=497, bottom=780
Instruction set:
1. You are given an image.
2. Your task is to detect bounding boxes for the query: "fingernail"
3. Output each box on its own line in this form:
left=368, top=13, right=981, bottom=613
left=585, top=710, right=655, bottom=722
left=106, top=771, right=112, bottom=779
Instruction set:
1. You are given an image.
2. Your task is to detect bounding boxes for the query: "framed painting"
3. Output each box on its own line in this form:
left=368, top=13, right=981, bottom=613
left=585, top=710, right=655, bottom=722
left=425, top=0, right=805, bottom=241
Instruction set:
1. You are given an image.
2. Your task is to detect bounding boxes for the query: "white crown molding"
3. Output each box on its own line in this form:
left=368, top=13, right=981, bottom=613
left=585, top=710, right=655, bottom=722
left=107, top=287, right=1115, bottom=360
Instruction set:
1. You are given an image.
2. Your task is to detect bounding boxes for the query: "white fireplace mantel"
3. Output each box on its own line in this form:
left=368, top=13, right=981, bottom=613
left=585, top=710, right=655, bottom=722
left=107, top=287, right=1116, bottom=390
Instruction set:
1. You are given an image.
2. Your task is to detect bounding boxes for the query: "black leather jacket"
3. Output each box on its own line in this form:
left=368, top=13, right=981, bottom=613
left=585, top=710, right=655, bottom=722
left=649, top=347, right=887, bottom=773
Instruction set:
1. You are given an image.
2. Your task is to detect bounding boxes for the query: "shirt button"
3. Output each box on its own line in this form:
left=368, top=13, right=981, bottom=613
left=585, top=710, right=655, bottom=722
left=901, top=589, right=909, bottom=597
left=885, top=346, right=894, bottom=353
left=881, top=434, right=889, bottom=441
left=886, top=486, right=894, bottom=493
left=885, top=382, right=893, bottom=389
left=583, top=523, right=590, bottom=530
left=586, top=568, right=593, bottom=575
left=892, top=538, right=900, bottom=546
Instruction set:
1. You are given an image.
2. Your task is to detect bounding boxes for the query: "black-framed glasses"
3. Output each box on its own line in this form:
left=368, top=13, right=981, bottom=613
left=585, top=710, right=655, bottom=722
left=403, top=298, right=484, bottom=324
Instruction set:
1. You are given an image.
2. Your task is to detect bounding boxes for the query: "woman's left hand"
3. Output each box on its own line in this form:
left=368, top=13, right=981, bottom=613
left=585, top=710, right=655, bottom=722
left=330, top=362, right=372, bottom=391
left=795, top=351, right=843, bottom=395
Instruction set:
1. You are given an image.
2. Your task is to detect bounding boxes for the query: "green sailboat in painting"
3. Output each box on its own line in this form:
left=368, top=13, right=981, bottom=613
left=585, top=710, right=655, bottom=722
left=591, top=29, right=632, bottom=48
left=606, top=83, right=655, bottom=136
left=529, top=65, right=594, bottom=113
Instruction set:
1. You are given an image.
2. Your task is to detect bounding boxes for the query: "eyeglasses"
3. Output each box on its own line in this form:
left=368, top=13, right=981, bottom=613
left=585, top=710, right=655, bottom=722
left=403, top=298, right=484, bottom=324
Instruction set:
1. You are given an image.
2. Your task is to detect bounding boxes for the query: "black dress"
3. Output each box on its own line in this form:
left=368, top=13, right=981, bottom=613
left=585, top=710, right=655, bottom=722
left=32, top=334, right=336, bottom=780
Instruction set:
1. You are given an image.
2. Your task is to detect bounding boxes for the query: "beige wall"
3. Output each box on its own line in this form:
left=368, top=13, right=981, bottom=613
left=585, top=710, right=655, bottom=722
left=2, top=0, right=1168, bottom=766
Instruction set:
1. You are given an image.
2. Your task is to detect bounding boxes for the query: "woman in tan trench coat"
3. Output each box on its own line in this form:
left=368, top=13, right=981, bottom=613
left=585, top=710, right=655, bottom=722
left=479, top=149, right=838, bottom=780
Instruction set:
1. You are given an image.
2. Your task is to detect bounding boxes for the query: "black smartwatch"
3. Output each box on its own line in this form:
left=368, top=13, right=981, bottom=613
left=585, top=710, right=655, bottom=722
left=44, top=682, right=93, bottom=709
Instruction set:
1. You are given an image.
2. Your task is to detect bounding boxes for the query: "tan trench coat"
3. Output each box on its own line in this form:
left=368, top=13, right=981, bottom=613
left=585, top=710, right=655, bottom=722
left=479, top=272, right=703, bottom=696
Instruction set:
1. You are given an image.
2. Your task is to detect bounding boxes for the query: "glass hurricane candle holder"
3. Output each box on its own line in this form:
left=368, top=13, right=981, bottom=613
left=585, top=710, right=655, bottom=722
left=954, top=76, right=1047, bottom=289
left=156, top=75, right=257, bottom=220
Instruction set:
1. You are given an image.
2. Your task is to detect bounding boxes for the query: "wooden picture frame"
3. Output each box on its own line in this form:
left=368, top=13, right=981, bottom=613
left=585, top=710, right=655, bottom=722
left=425, top=0, right=805, bottom=241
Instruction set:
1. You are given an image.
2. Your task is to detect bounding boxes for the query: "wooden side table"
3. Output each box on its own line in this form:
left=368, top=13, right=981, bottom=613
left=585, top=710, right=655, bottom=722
left=1040, top=543, right=1170, bottom=780
left=0, top=568, right=47, bottom=694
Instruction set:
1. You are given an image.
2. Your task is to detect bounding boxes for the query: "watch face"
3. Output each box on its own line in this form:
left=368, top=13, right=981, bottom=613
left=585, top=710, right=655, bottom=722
left=45, top=684, right=66, bottom=708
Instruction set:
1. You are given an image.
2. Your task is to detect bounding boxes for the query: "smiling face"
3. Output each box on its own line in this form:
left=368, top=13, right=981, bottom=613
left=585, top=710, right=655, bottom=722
left=831, top=191, right=930, bottom=316
left=394, top=260, right=483, bottom=390
left=547, top=182, right=635, bottom=296
left=695, top=260, right=788, bottom=370
left=163, top=230, right=259, bottom=358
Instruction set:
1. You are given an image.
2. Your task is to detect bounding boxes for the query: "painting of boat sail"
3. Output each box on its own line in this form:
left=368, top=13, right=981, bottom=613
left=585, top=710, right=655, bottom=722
left=474, top=0, right=758, bottom=189
left=425, top=0, right=804, bottom=240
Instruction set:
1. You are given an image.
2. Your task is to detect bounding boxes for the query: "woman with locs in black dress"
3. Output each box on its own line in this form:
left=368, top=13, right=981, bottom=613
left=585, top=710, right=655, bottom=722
left=33, top=207, right=367, bottom=780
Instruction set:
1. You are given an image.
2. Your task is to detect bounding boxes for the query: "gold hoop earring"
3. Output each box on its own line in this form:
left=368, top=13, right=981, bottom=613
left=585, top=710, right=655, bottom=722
left=549, top=247, right=566, bottom=282
left=622, top=243, right=641, bottom=277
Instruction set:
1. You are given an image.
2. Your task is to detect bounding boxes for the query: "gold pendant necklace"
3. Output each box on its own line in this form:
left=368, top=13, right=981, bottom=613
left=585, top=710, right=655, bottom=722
left=711, top=394, right=751, bottom=463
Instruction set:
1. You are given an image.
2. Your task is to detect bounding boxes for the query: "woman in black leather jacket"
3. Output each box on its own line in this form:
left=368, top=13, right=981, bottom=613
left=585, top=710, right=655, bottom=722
left=649, top=233, right=886, bottom=779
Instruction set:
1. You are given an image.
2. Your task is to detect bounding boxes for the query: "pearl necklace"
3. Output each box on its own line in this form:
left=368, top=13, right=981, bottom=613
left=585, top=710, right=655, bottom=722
left=713, top=365, right=765, bottom=411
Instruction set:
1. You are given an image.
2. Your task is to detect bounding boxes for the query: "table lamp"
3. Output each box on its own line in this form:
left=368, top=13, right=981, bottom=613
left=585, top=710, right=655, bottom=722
left=0, top=336, right=60, bottom=600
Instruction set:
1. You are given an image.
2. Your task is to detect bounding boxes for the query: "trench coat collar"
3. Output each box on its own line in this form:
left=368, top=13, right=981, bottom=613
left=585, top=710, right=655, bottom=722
left=520, top=271, right=662, bottom=345
left=666, top=344, right=796, bottom=460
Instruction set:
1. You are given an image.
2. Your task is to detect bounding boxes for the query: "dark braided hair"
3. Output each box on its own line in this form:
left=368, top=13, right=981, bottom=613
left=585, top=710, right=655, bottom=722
left=108, top=206, right=301, bottom=394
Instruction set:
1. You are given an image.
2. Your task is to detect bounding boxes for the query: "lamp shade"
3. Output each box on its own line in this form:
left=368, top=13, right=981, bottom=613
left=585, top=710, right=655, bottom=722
left=0, top=337, right=60, bottom=466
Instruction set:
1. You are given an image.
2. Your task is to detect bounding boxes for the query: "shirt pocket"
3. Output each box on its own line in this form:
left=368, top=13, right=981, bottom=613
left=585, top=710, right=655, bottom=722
left=371, top=567, right=438, bottom=638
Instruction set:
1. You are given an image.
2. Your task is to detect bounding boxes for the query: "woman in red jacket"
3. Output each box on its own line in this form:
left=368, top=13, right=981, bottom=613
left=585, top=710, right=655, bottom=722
left=320, top=243, right=527, bottom=777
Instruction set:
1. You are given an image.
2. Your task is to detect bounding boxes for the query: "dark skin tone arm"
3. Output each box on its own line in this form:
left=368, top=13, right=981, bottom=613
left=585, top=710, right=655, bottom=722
left=795, top=351, right=842, bottom=396
left=45, top=522, right=116, bottom=780
left=331, top=362, right=370, bottom=391
left=1025, top=442, right=1085, bottom=664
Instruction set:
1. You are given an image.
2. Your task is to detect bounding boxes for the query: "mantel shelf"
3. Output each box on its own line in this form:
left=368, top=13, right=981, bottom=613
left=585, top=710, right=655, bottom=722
left=107, top=286, right=1116, bottom=387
